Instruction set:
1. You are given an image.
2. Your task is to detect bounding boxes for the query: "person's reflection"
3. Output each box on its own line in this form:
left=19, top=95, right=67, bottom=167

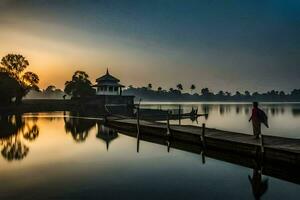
left=248, top=167, right=269, bottom=200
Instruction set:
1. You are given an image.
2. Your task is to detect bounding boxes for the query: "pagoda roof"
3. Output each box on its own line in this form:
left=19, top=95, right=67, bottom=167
left=96, top=69, right=120, bottom=82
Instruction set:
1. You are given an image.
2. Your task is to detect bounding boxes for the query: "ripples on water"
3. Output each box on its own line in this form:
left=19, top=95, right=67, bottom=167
left=0, top=104, right=300, bottom=199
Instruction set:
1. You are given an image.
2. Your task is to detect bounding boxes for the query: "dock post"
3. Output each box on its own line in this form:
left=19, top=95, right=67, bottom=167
left=178, top=105, right=181, bottom=125
left=166, top=110, right=172, bottom=152
left=260, top=134, right=264, bottom=153
left=136, top=105, right=140, bottom=137
left=201, top=123, right=206, bottom=149
left=201, top=151, right=206, bottom=164
left=200, top=123, right=206, bottom=164
left=167, top=110, right=171, bottom=136
left=137, top=136, right=140, bottom=153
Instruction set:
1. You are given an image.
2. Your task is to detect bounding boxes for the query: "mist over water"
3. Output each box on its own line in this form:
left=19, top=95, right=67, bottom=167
left=141, top=102, right=300, bottom=138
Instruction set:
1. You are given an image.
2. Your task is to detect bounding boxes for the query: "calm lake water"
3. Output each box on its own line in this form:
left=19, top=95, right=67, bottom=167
left=0, top=103, right=300, bottom=200
left=141, top=102, right=300, bottom=139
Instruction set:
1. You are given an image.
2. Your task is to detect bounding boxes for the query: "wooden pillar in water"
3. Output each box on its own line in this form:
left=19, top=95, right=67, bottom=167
left=167, top=110, right=171, bottom=136
left=201, top=123, right=206, bottom=149
left=178, top=105, right=181, bottom=125
left=201, top=123, right=206, bottom=164
left=166, top=110, right=171, bottom=152
left=136, top=105, right=140, bottom=137
left=260, top=134, right=264, bottom=153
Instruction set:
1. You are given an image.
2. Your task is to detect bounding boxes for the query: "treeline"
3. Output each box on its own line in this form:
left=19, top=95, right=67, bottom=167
left=123, top=85, right=300, bottom=102
left=25, top=85, right=66, bottom=99
left=2, top=53, right=300, bottom=104
left=0, top=53, right=95, bottom=104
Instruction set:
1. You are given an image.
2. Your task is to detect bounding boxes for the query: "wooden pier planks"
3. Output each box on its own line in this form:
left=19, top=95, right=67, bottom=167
left=106, top=117, right=300, bottom=165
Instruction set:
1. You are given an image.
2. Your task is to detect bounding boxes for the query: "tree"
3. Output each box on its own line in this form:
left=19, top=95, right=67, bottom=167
left=235, top=91, right=242, bottom=97
left=0, top=72, right=21, bottom=104
left=0, top=54, right=29, bottom=78
left=45, top=85, right=56, bottom=93
left=148, top=83, right=152, bottom=90
left=157, top=87, right=162, bottom=92
left=190, top=84, right=196, bottom=93
left=201, top=88, right=210, bottom=96
left=245, top=91, right=251, bottom=97
left=225, top=91, right=231, bottom=97
left=0, top=54, right=39, bottom=104
left=176, top=83, right=183, bottom=91
left=64, top=71, right=95, bottom=98
left=291, top=89, right=300, bottom=97
left=218, top=90, right=225, bottom=96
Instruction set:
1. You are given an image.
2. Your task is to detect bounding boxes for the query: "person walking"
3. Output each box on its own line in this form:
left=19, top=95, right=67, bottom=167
left=249, top=102, right=269, bottom=139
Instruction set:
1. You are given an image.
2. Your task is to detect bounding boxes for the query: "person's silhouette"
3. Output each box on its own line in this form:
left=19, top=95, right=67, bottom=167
left=249, top=102, right=268, bottom=139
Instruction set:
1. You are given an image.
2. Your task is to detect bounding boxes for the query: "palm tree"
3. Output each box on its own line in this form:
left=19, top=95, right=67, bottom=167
left=176, top=83, right=183, bottom=91
left=157, top=87, right=162, bottom=92
left=201, top=88, right=210, bottom=96
left=148, top=83, right=152, bottom=90
left=190, top=84, right=196, bottom=94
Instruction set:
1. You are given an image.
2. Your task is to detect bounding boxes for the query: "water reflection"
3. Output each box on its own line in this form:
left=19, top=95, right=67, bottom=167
left=141, top=103, right=300, bottom=138
left=249, top=167, right=269, bottom=200
left=0, top=113, right=299, bottom=199
left=0, top=115, right=39, bottom=161
left=64, top=113, right=95, bottom=142
left=292, top=108, right=300, bottom=116
left=96, top=122, right=118, bottom=151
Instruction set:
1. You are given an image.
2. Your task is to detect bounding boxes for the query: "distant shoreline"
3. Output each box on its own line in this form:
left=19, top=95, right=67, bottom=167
left=1, top=99, right=300, bottom=116
left=139, top=101, right=300, bottom=105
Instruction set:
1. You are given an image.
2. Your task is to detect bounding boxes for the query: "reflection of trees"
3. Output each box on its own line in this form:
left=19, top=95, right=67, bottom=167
left=292, top=109, right=300, bottom=117
left=201, top=104, right=211, bottom=115
left=0, top=115, right=39, bottom=161
left=0, top=115, right=24, bottom=138
left=265, top=106, right=285, bottom=116
left=236, top=106, right=240, bottom=114
left=64, top=115, right=96, bottom=142
left=245, top=107, right=250, bottom=115
left=23, top=124, right=39, bottom=141
left=219, top=105, right=225, bottom=115
left=1, top=137, right=29, bottom=161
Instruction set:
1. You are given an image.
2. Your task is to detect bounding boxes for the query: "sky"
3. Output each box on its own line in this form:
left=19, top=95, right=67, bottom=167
left=0, top=0, right=299, bottom=93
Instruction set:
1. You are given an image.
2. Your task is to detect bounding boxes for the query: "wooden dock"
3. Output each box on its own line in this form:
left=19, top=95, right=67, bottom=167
left=106, top=116, right=300, bottom=166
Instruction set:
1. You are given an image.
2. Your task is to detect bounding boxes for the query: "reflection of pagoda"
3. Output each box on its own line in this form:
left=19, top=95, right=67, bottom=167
left=96, top=122, right=118, bottom=151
